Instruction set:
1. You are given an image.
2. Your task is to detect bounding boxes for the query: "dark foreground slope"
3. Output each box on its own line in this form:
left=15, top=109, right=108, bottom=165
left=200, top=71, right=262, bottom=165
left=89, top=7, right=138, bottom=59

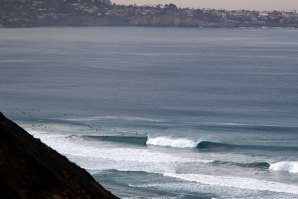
left=0, top=113, right=118, bottom=199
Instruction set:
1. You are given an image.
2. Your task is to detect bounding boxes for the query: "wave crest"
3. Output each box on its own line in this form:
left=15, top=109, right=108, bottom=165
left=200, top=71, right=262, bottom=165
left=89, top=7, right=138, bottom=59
left=269, top=161, right=298, bottom=173
left=146, top=136, right=199, bottom=148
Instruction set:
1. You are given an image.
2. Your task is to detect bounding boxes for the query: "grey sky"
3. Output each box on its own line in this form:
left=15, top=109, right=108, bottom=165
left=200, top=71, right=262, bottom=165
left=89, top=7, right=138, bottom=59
left=112, top=0, right=298, bottom=11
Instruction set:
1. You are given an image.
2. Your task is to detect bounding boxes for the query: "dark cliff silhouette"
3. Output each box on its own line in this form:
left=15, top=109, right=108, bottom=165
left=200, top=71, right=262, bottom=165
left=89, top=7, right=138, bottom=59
left=0, top=112, right=118, bottom=199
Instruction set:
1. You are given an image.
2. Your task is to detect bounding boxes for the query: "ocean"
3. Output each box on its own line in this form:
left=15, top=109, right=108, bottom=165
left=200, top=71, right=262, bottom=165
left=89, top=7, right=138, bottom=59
left=0, top=27, right=298, bottom=198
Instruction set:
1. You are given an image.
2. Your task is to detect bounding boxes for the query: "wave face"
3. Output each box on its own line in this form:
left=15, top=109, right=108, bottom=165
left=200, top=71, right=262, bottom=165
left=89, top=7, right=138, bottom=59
left=269, top=161, right=298, bottom=173
left=213, top=160, right=270, bottom=169
left=196, top=141, right=298, bottom=152
left=197, top=141, right=232, bottom=151
left=83, top=135, right=148, bottom=146
left=146, top=136, right=199, bottom=148
left=31, top=131, right=296, bottom=174
left=27, top=129, right=298, bottom=198
left=82, top=135, right=298, bottom=155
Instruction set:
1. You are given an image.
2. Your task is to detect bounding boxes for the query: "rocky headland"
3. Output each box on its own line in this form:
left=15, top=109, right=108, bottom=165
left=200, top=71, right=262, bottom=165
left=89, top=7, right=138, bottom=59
left=0, top=112, right=118, bottom=199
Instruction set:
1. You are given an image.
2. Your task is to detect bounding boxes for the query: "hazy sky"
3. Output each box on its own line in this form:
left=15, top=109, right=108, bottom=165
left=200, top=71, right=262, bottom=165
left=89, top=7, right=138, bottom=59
left=112, top=0, right=298, bottom=11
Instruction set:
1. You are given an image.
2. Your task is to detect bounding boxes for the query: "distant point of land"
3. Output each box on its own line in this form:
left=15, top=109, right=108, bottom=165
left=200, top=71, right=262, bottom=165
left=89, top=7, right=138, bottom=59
left=0, top=0, right=297, bottom=28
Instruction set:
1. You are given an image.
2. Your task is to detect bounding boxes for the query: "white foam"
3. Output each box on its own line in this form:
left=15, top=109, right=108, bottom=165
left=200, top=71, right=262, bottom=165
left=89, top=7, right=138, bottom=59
left=269, top=161, right=298, bottom=174
left=146, top=136, right=199, bottom=148
left=163, top=173, right=298, bottom=195
left=28, top=130, right=212, bottom=174
left=27, top=129, right=298, bottom=196
left=130, top=182, right=298, bottom=199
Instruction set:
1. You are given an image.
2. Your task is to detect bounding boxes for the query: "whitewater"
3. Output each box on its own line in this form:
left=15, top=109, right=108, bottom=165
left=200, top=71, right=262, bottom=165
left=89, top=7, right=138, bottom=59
left=29, top=129, right=298, bottom=195
left=146, top=136, right=200, bottom=148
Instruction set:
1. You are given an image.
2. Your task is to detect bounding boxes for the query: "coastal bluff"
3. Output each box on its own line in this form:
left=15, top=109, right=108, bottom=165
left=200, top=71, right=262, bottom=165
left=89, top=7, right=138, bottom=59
left=0, top=112, right=118, bottom=199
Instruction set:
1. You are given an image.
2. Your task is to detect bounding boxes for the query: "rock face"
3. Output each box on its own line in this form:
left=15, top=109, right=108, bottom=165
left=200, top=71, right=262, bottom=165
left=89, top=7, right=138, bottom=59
left=0, top=113, right=118, bottom=199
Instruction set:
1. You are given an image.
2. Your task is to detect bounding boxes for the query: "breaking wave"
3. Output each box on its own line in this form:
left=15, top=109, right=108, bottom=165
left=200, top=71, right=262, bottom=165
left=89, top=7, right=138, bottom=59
left=146, top=136, right=199, bottom=148
left=269, top=161, right=298, bottom=173
left=82, top=135, right=298, bottom=154
left=213, top=160, right=270, bottom=169
left=83, top=135, right=200, bottom=148
left=146, top=137, right=298, bottom=152
left=196, top=141, right=298, bottom=152
left=27, top=129, right=298, bottom=181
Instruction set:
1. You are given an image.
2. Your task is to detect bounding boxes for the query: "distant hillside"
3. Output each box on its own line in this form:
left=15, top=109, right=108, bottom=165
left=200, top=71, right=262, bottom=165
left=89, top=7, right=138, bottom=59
left=0, top=0, right=111, bottom=9
left=0, top=112, right=118, bottom=199
left=0, top=0, right=297, bottom=27
left=0, top=0, right=111, bottom=13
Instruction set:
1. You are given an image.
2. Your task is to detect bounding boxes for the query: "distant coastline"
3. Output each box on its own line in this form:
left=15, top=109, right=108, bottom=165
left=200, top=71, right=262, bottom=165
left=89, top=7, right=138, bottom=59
left=1, top=0, right=298, bottom=28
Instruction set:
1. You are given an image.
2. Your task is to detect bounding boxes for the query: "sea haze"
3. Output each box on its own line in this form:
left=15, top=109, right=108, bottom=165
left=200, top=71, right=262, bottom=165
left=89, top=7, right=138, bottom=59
left=1, top=27, right=298, bottom=198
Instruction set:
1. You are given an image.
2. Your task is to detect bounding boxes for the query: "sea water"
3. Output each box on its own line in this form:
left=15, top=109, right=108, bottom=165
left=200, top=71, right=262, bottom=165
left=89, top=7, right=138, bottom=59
left=1, top=27, right=298, bottom=198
